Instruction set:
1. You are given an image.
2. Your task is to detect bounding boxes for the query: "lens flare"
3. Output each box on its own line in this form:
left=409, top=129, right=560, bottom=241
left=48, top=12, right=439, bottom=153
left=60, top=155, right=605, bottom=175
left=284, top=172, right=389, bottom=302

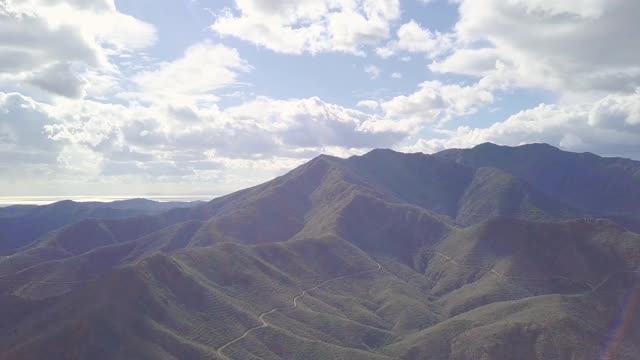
left=600, top=279, right=640, bottom=360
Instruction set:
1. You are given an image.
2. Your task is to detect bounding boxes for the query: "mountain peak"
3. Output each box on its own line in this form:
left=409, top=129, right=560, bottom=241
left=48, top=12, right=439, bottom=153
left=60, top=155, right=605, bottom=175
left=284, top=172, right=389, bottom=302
left=435, top=142, right=640, bottom=217
left=359, top=148, right=403, bottom=158
left=3, top=142, right=640, bottom=359
left=471, top=142, right=560, bottom=152
left=309, top=153, right=342, bottom=163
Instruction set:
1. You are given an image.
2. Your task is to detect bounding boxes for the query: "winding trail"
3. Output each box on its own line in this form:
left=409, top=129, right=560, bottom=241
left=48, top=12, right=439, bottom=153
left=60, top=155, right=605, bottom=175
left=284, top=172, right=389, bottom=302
left=216, top=261, right=382, bottom=360
left=215, top=250, right=639, bottom=360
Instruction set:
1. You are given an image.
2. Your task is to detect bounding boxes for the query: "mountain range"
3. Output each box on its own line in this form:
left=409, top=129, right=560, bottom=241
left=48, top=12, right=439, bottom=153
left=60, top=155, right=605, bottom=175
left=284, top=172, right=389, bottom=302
left=1, top=143, right=639, bottom=360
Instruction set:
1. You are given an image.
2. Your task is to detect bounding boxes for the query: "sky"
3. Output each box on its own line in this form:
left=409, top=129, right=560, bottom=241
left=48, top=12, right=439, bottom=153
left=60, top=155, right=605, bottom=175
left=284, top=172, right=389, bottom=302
left=1, top=0, right=639, bottom=199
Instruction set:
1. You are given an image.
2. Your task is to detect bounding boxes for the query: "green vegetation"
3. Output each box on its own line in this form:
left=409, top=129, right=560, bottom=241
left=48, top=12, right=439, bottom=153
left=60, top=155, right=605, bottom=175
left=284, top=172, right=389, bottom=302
left=1, top=143, right=640, bottom=359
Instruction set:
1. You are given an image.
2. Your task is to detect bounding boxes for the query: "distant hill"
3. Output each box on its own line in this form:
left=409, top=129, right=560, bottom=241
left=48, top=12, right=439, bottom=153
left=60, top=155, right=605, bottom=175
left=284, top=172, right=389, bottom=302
left=0, top=199, right=202, bottom=255
left=1, top=144, right=639, bottom=360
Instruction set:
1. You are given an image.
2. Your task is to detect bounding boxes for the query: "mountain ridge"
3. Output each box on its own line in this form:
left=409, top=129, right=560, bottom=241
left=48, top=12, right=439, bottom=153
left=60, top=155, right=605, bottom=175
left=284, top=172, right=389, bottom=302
left=1, top=143, right=639, bottom=360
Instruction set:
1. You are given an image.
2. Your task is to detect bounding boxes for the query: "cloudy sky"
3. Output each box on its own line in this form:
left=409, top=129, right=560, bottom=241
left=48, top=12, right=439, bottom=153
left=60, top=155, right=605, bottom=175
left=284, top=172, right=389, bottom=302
left=1, top=0, right=639, bottom=199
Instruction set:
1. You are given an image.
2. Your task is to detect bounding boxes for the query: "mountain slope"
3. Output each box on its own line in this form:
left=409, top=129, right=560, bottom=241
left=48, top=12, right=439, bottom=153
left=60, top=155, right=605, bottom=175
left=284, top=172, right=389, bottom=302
left=3, top=224, right=638, bottom=360
left=0, top=237, right=417, bottom=360
left=346, top=149, right=577, bottom=225
left=385, top=279, right=640, bottom=360
left=436, top=142, right=640, bottom=217
left=0, top=199, right=201, bottom=255
left=2, top=143, right=640, bottom=360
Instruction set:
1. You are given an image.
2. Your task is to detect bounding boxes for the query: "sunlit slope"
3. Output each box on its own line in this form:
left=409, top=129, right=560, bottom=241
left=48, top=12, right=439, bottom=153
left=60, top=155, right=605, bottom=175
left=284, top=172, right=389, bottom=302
left=0, top=237, right=440, bottom=360
left=2, top=144, right=640, bottom=359
left=436, top=142, right=640, bottom=218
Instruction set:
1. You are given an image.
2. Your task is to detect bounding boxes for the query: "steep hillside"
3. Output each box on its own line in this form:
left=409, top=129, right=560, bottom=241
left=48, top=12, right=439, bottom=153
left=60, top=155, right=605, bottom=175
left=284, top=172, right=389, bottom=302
left=436, top=142, right=640, bottom=217
left=347, top=149, right=577, bottom=225
left=2, top=143, right=640, bottom=360
left=2, top=224, right=638, bottom=360
left=385, top=279, right=640, bottom=360
left=0, top=237, right=423, bottom=360
left=419, top=218, right=640, bottom=316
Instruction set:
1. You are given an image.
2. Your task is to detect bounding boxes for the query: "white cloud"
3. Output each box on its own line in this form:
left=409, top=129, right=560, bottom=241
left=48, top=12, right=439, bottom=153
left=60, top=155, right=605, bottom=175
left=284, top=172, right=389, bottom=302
left=7, top=93, right=407, bottom=184
left=430, top=48, right=501, bottom=78
left=4, top=0, right=640, bottom=197
left=380, top=80, right=495, bottom=124
left=0, top=0, right=156, bottom=98
left=375, top=47, right=395, bottom=59
left=3, top=86, right=639, bottom=196
left=376, top=20, right=454, bottom=59
left=211, top=0, right=401, bottom=55
left=588, top=93, right=640, bottom=131
left=0, top=9, right=102, bottom=72
left=356, top=100, right=380, bottom=111
left=348, top=80, right=496, bottom=137
left=12, top=0, right=113, bottom=12
left=130, top=42, right=251, bottom=105
left=364, top=64, right=381, bottom=79
left=0, top=93, right=61, bottom=165
left=8, top=0, right=156, bottom=51
left=56, top=143, right=103, bottom=176
left=26, top=62, right=88, bottom=98
left=221, top=97, right=406, bottom=150
left=432, top=0, right=640, bottom=96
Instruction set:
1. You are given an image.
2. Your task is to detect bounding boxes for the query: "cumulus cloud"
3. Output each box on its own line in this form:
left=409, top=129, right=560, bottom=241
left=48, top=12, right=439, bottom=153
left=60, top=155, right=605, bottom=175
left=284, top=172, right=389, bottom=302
left=431, top=0, right=640, bottom=96
left=56, top=143, right=104, bottom=176
left=12, top=0, right=114, bottom=12
left=376, top=20, right=454, bottom=59
left=218, top=97, right=407, bottom=151
left=7, top=0, right=156, bottom=51
left=364, top=65, right=381, bottom=79
left=588, top=93, right=640, bottom=131
left=130, top=42, right=251, bottom=105
left=0, top=0, right=156, bottom=98
left=26, top=62, right=88, bottom=98
left=9, top=93, right=407, bottom=180
left=4, top=0, right=640, bottom=197
left=211, top=0, right=400, bottom=55
left=356, top=100, right=380, bottom=111
left=0, top=9, right=103, bottom=72
left=0, top=93, right=60, bottom=162
left=380, top=80, right=495, bottom=124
